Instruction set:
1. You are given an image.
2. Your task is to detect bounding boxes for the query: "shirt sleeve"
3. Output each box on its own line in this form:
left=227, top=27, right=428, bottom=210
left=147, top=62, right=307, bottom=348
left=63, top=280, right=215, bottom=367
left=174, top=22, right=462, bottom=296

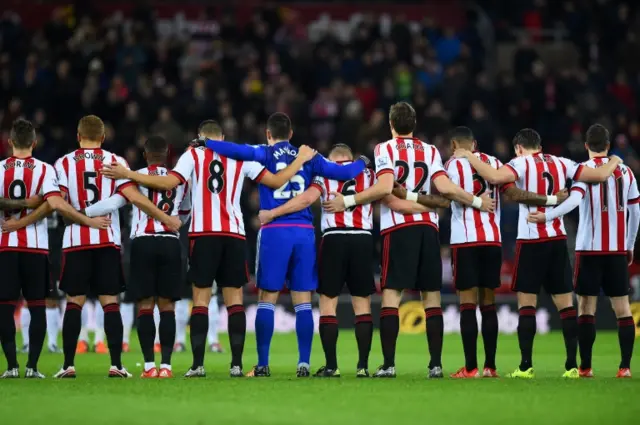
left=374, top=142, right=394, bottom=178
left=41, top=164, right=61, bottom=200
left=205, top=140, right=269, bottom=164
left=559, top=157, right=582, bottom=180
left=178, top=186, right=192, bottom=225
left=505, top=156, right=526, bottom=181
left=54, top=159, right=68, bottom=194
left=113, top=156, right=135, bottom=194
left=628, top=170, right=640, bottom=204
left=570, top=181, right=588, bottom=198
left=243, top=161, right=267, bottom=182
left=310, top=176, right=326, bottom=197
left=430, top=148, right=447, bottom=180
left=170, top=150, right=196, bottom=184
left=84, top=194, right=128, bottom=217
left=544, top=190, right=582, bottom=221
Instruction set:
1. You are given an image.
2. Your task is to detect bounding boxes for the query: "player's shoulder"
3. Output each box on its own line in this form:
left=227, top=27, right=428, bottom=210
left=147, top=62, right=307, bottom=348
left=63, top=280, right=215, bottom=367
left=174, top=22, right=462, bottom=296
left=374, top=139, right=394, bottom=156
left=444, top=156, right=462, bottom=170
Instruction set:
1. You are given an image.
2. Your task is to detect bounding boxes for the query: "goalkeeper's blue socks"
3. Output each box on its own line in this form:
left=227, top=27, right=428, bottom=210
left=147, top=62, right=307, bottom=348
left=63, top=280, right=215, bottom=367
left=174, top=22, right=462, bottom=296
left=255, top=302, right=275, bottom=366
left=294, top=303, right=313, bottom=366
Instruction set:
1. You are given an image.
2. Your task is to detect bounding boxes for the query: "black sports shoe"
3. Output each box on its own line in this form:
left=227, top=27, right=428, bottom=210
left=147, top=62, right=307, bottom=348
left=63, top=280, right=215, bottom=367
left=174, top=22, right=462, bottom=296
left=247, top=365, right=270, bottom=377
left=296, top=364, right=310, bottom=377
left=314, top=366, right=341, bottom=377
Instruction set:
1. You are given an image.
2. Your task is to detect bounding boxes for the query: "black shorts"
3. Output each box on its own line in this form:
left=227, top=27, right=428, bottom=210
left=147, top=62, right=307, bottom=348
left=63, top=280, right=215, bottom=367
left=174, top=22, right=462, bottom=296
left=574, top=253, right=629, bottom=297
left=129, top=236, right=183, bottom=301
left=318, top=232, right=376, bottom=298
left=381, top=225, right=442, bottom=292
left=511, top=239, right=572, bottom=295
left=451, top=245, right=502, bottom=291
left=0, top=251, right=50, bottom=301
left=187, top=236, right=248, bottom=289
left=60, top=247, right=124, bottom=297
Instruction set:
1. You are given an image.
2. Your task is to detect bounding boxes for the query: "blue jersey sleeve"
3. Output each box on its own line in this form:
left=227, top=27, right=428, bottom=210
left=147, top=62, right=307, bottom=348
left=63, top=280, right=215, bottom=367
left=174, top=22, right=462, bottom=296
left=205, top=140, right=268, bottom=164
left=312, top=156, right=366, bottom=181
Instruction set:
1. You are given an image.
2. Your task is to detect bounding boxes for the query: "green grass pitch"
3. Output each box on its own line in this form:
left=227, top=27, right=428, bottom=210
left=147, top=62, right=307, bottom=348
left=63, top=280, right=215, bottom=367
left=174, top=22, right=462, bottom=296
left=0, top=331, right=638, bottom=425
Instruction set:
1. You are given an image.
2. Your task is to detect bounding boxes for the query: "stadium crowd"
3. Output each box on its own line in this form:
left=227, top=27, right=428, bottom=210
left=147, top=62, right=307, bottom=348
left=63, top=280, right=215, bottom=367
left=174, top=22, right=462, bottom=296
left=1, top=0, right=640, bottom=261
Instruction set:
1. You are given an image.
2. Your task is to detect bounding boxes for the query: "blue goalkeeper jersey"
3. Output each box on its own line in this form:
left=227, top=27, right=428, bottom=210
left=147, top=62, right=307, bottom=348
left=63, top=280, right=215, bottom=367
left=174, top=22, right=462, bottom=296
left=205, top=140, right=366, bottom=225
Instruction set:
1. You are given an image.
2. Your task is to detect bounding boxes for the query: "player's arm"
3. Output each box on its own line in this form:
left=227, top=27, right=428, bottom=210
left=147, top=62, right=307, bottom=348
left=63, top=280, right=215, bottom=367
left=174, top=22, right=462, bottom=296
left=454, top=149, right=516, bottom=185
left=313, top=155, right=368, bottom=181
left=204, top=139, right=269, bottom=163
left=432, top=174, right=494, bottom=212
left=526, top=187, right=584, bottom=223
left=627, top=203, right=639, bottom=264
left=119, top=185, right=181, bottom=232
left=323, top=172, right=393, bottom=213
left=46, top=194, right=111, bottom=229
left=256, top=146, right=317, bottom=189
left=0, top=196, right=44, bottom=211
left=84, top=194, right=128, bottom=217
left=101, top=164, right=181, bottom=191
left=502, top=185, right=567, bottom=206
left=382, top=194, right=433, bottom=214
left=259, top=186, right=322, bottom=225
left=573, top=156, right=623, bottom=183
left=391, top=182, right=450, bottom=209
left=1, top=201, right=53, bottom=233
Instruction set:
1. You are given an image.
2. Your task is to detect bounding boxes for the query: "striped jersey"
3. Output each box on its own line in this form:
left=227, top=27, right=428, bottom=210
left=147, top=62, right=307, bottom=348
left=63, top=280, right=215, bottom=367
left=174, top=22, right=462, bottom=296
left=54, top=148, right=133, bottom=251
left=570, top=157, right=639, bottom=252
left=170, top=146, right=265, bottom=238
left=310, top=162, right=375, bottom=233
left=0, top=156, right=60, bottom=252
left=505, top=152, right=583, bottom=241
left=446, top=152, right=503, bottom=246
left=374, top=137, right=447, bottom=234
left=130, top=165, right=191, bottom=239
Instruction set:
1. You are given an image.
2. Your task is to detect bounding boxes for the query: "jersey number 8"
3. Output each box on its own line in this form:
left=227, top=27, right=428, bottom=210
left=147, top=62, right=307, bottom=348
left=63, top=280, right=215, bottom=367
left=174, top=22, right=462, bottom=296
left=273, top=162, right=305, bottom=199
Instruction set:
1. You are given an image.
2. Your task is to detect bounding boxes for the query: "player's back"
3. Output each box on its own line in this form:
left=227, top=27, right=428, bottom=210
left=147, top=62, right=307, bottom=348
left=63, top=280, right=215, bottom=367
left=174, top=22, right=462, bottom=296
left=170, top=146, right=263, bottom=237
left=311, top=164, right=375, bottom=233
left=507, top=152, right=577, bottom=241
left=131, top=165, right=189, bottom=238
left=446, top=152, right=501, bottom=245
left=0, top=156, right=57, bottom=251
left=376, top=137, right=447, bottom=233
left=572, top=158, right=639, bottom=252
left=55, top=148, right=130, bottom=250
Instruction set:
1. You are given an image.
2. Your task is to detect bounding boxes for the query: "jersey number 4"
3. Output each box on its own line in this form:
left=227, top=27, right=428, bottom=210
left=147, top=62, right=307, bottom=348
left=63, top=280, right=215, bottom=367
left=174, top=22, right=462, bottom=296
left=273, top=162, right=305, bottom=199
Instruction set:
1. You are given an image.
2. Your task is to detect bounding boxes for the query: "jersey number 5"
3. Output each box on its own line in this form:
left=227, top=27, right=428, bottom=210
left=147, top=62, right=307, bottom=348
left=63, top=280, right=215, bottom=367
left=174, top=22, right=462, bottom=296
left=273, top=162, right=305, bottom=199
left=82, top=171, right=100, bottom=207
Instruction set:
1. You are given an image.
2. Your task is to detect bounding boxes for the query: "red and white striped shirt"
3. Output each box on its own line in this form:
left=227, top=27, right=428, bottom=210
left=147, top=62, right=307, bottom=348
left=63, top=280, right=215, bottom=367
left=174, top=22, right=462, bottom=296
left=170, top=146, right=265, bottom=238
left=54, top=148, right=134, bottom=251
left=0, top=156, right=60, bottom=253
left=446, top=152, right=504, bottom=246
left=506, top=152, right=582, bottom=241
left=130, top=165, right=190, bottom=239
left=571, top=157, right=639, bottom=252
left=374, top=137, right=447, bottom=234
left=310, top=162, right=375, bottom=234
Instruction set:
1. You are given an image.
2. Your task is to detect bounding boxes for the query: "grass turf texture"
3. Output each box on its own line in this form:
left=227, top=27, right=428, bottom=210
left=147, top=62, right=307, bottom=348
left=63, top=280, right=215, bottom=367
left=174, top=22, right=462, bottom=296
left=0, top=331, right=638, bottom=425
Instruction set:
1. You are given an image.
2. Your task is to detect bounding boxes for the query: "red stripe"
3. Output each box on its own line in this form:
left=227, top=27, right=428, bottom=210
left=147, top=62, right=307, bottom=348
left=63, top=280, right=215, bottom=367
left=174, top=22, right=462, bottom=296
left=192, top=307, right=208, bottom=315
left=618, top=319, right=635, bottom=327
left=519, top=307, right=536, bottom=316
left=94, top=150, right=109, bottom=244
left=614, top=167, right=625, bottom=252
left=355, top=314, right=372, bottom=324
left=335, top=180, right=346, bottom=227
left=534, top=156, right=549, bottom=239
left=511, top=242, right=522, bottom=291
left=16, top=159, right=34, bottom=248
left=65, top=302, right=82, bottom=311
left=137, top=308, right=154, bottom=317
left=381, top=234, right=390, bottom=288
left=459, top=303, right=476, bottom=312
left=202, top=150, right=214, bottom=232
left=33, top=164, right=47, bottom=249
left=380, top=307, right=398, bottom=317
left=231, top=160, right=243, bottom=231
left=352, top=173, right=364, bottom=229
left=319, top=316, right=338, bottom=324
left=424, top=308, right=443, bottom=318
left=573, top=253, right=581, bottom=289
left=75, top=151, right=90, bottom=245
left=103, top=303, right=120, bottom=313
left=218, top=155, right=230, bottom=233
left=380, top=221, right=439, bottom=235
left=27, top=299, right=46, bottom=307
left=545, top=156, right=563, bottom=235
left=227, top=305, right=244, bottom=315
left=190, top=149, right=200, bottom=232
left=414, top=145, right=430, bottom=222
left=594, top=158, right=609, bottom=250
left=577, top=315, right=595, bottom=324
left=470, top=157, right=486, bottom=241
left=481, top=154, right=500, bottom=241
left=629, top=197, right=640, bottom=204
left=559, top=308, right=577, bottom=319
left=397, top=143, right=413, bottom=224
left=480, top=304, right=496, bottom=313
left=1, top=159, right=15, bottom=248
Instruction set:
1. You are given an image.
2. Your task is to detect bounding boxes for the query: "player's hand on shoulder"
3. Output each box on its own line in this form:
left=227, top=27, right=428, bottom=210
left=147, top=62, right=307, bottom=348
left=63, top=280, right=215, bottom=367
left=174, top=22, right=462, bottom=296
left=609, top=155, right=623, bottom=165
left=392, top=182, right=407, bottom=199
left=526, top=211, right=546, bottom=223
left=453, top=149, right=472, bottom=159
left=479, top=193, right=495, bottom=213
left=258, top=210, right=274, bottom=225
left=323, top=191, right=346, bottom=213
left=555, top=189, right=569, bottom=204
left=297, top=145, right=317, bottom=163
left=1, top=218, right=23, bottom=233
left=87, top=216, right=112, bottom=229
left=357, top=154, right=372, bottom=169
left=100, top=162, right=129, bottom=180
left=189, top=136, right=207, bottom=149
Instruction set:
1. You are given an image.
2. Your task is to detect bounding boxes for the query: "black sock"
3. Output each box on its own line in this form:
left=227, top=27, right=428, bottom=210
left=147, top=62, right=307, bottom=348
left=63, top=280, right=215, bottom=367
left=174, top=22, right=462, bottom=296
left=103, top=303, right=123, bottom=369
left=559, top=307, right=578, bottom=370
left=517, top=306, right=536, bottom=371
left=379, top=307, right=399, bottom=368
left=26, top=301, right=46, bottom=370
left=355, top=314, right=373, bottom=369
left=459, top=303, right=478, bottom=371
left=190, top=306, right=208, bottom=369
left=62, top=302, right=82, bottom=369
left=578, top=315, right=596, bottom=370
left=0, top=302, right=18, bottom=369
left=617, top=316, right=635, bottom=369
left=226, top=305, right=246, bottom=368
left=480, top=304, right=498, bottom=369
left=136, top=308, right=155, bottom=364
left=319, top=315, right=339, bottom=370
left=159, top=310, right=176, bottom=366
left=425, top=307, right=444, bottom=369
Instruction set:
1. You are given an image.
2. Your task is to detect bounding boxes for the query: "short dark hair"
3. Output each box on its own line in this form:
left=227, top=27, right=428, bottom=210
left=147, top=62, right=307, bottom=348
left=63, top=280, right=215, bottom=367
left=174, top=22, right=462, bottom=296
left=329, top=143, right=353, bottom=160
left=267, top=112, right=292, bottom=140
left=198, top=119, right=223, bottom=138
left=144, top=135, right=168, bottom=154
left=585, top=124, right=610, bottom=153
left=10, top=119, right=36, bottom=149
left=449, top=126, right=474, bottom=144
left=389, top=102, right=416, bottom=135
left=512, top=128, right=541, bottom=149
